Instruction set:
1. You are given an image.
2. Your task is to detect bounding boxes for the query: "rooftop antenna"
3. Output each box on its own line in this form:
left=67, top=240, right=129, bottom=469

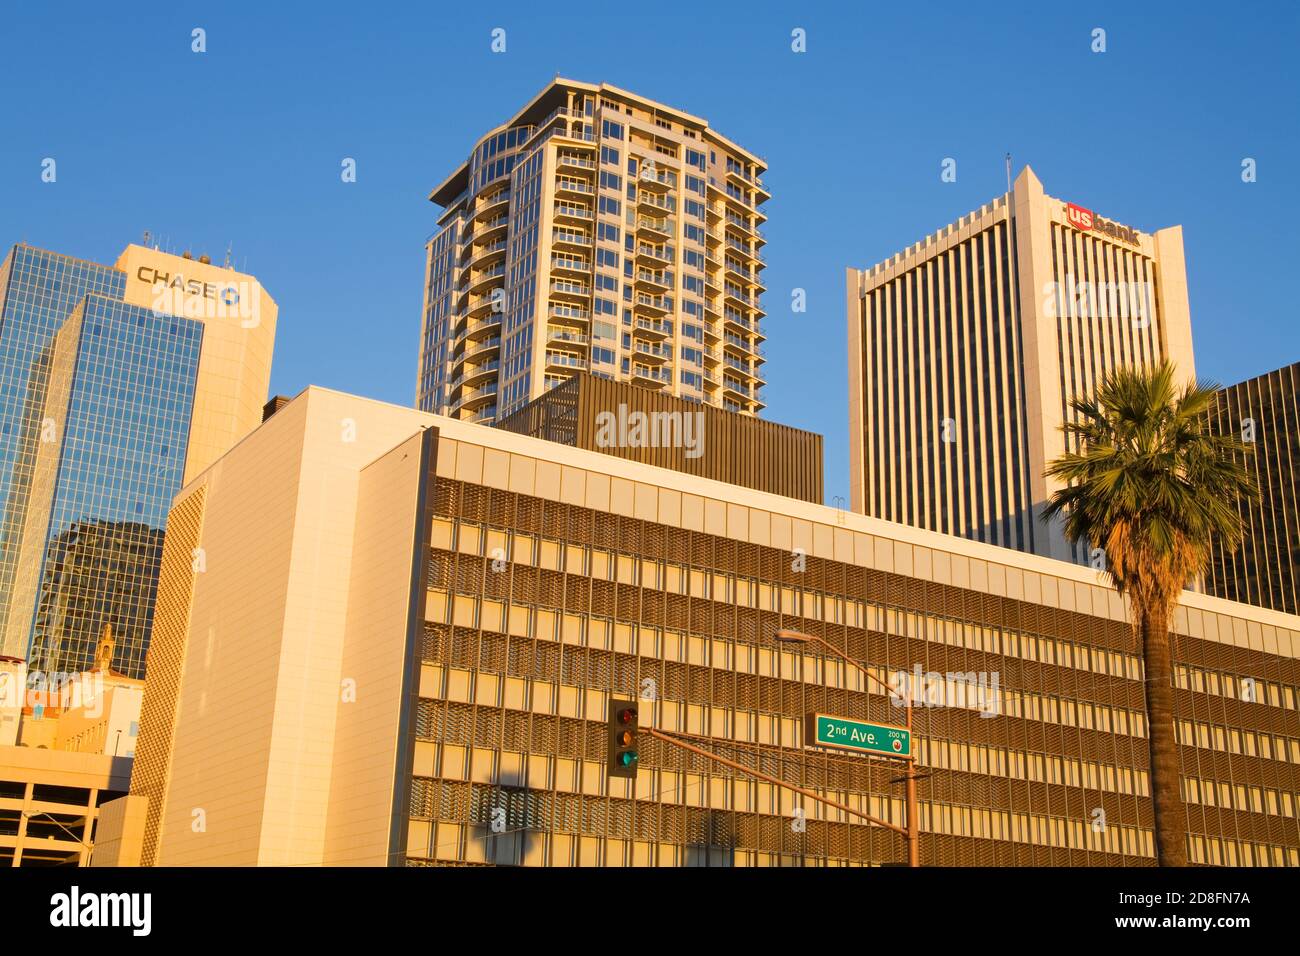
left=142, top=229, right=151, bottom=248
left=224, top=242, right=233, bottom=269
left=1005, top=153, right=1012, bottom=193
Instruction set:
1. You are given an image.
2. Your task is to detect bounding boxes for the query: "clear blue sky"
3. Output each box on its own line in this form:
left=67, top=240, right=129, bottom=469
left=1, top=2, right=1296, bottom=506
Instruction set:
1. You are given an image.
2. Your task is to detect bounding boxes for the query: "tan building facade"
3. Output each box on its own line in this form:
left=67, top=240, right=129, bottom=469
left=496, top=372, right=823, bottom=503
left=113, top=244, right=278, bottom=486
left=418, top=78, right=768, bottom=425
left=103, top=387, right=1300, bottom=867
left=847, top=166, right=1196, bottom=562
left=1, top=653, right=140, bottom=866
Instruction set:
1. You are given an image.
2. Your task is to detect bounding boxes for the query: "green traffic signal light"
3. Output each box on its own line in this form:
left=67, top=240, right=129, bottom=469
left=608, top=699, right=640, bottom=779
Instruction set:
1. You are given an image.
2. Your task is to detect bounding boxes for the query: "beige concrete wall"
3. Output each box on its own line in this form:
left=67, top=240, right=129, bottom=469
left=323, top=431, right=427, bottom=866
left=114, top=245, right=278, bottom=485
left=152, top=397, right=308, bottom=864
left=154, top=390, right=428, bottom=865
left=90, top=793, right=147, bottom=866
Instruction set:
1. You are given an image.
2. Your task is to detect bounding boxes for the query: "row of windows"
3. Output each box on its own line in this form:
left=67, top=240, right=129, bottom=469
left=428, top=521, right=1300, bottom=770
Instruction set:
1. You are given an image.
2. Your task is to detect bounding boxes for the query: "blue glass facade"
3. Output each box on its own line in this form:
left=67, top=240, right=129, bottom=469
left=0, top=246, right=124, bottom=635
left=0, top=244, right=204, bottom=679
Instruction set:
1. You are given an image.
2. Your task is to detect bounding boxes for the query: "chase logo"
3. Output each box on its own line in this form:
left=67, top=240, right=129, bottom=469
left=220, top=287, right=240, bottom=307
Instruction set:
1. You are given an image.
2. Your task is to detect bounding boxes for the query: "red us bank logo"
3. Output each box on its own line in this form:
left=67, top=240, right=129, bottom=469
left=1065, top=202, right=1094, bottom=231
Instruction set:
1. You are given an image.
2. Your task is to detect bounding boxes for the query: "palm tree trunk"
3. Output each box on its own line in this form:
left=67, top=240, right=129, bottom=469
left=1140, top=604, right=1188, bottom=866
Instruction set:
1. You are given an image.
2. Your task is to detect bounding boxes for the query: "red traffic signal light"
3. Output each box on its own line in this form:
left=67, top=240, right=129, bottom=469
left=607, top=699, right=640, bottom=780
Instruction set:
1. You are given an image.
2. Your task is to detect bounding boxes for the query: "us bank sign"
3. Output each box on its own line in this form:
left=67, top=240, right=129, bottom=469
left=1064, top=201, right=1141, bottom=247
left=137, top=266, right=261, bottom=328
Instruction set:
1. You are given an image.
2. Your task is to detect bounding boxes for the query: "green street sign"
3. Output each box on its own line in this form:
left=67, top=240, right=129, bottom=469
left=804, top=712, right=912, bottom=759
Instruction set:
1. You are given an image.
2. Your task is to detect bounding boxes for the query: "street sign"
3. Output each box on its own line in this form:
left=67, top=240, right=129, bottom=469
left=804, top=712, right=911, bottom=759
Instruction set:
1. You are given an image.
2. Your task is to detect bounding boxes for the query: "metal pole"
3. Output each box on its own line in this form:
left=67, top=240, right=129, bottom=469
left=783, top=631, right=921, bottom=867
left=643, top=727, right=909, bottom=838
left=905, top=696, right=919, bottom=867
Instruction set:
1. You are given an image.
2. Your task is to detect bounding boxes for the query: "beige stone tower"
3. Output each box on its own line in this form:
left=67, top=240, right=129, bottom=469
left=847, top=166, right=1196, bottom=561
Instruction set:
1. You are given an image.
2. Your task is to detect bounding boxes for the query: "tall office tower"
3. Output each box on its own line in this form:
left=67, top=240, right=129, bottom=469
left=0, top=242, right=277, bottom=677
left=97, top=386, right=1299, bottom=868
left=847, top=166, right=1196, bottom=562
left=417, top=78, right=769, bottom=425
left=1205, top=361, right=1299, bottom=614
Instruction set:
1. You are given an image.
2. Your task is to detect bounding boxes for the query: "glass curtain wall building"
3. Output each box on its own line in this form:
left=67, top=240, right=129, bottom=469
left=3, top=295, right=203, bottom=679
left=0, top=247, right=124, bottom=639
left=1205, top=361, right=1299, bottom=614
left=0, top=242, right=276, bottom=678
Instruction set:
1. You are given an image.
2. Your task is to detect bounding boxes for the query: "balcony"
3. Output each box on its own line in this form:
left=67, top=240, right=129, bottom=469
left=634, top=293, right=671, bottom=315
left=463, top=336, right=501, bottom=361
left=723, top=354, right=752, bottom=376
left=724, top=212, right=757, bottom=237
left=548, top=303, right=591, bottom=324
left=473, top=215, right=510, bottom=243
left=724, top=285, right=755, bottom=308
left=723, top=332, right=762, bottom=357
left=472, top=191, right=511, bottom=223
left=547, top=329, right=590, bottom=349
left=634, top=216, right=673, bottom=238
left=637, top=192, right=676, bottom=214
left=630, top=364, right=671, bottom=385
left=634, top=243, right=672, bottom=267
left=723, top=310, right=752, bottom=333
left=463, top=359, right=500, bottom=386
left=552, top=229, right=593, bottom=249
left=636, top=167, right=677, bottom=192
left=551, top=254, right=590, bottom=276
left=722, top=377, right=752, bottom=399
left=633, top=317, right=672, bottom=339
left=467, top=264, right=506, bottom=295
left=467, top=294, right=501, bottom=319
left=460, top=381, right=499, bottom=410
left=634, top=269, right=671, bottom=292
left=553, top=202, right=594, bottom=224
left=556, top=153, right=597, bottom=173
left=467, top=238, right=508, bottom=271
left=633, top=341, right=672, bottom=363
left=550, top=279, right=591, bottom=300
left=725, top=163, right=769, bottom=201
left=725, top=238, right=764, bottom=264
left=555, top=178, right=593, bottom=197
left=546, top=351, right=589, bottom=371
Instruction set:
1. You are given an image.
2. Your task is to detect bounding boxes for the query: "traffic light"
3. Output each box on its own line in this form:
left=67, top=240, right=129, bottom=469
left=607, top=699, right=639, bottom=779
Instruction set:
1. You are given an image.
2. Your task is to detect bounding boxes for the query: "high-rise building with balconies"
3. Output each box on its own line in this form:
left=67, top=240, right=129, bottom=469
left=417, top=79, right=769, bottom=425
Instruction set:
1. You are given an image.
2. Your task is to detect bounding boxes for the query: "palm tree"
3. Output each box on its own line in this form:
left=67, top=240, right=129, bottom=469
left=1043, top=362, right=1256, bottom=867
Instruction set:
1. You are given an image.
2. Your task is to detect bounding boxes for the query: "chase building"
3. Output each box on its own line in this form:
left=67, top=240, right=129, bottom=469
left=0, top=243, right=277, bottom=678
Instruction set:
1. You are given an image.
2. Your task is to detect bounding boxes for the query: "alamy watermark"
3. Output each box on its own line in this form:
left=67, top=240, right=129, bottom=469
left=595, top=402, right=704, bottom=459
left=149, top=276, right=262, bottom=328
left=890, top=664, right=1001, bottom=717
left=1041, top=274, right=1153, bottom=328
